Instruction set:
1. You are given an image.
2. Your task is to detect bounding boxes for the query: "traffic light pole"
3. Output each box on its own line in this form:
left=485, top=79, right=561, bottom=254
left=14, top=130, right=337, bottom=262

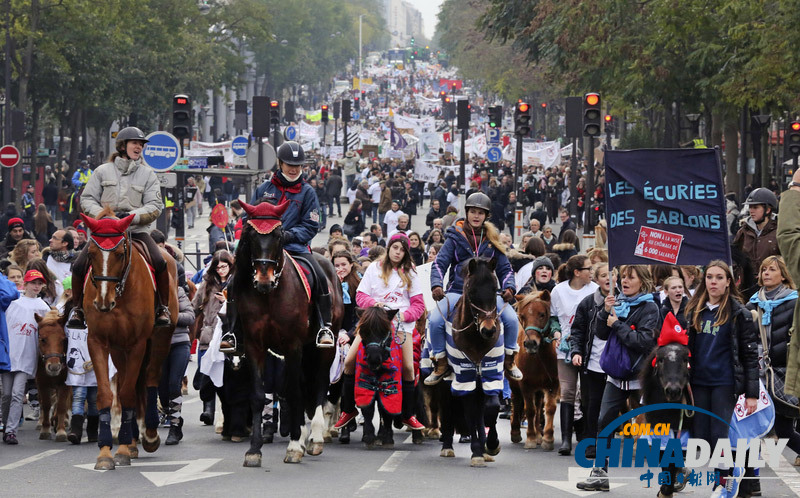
left=343, top=120, right=348, bottom=154
left=585, top=137, right=595, bottom=232
left=569, top=137, right=578, bottom=227
left=513, top=134, right=523, bottom=245
left=334, top=119, right=339, bottom=146
left=459, top=128, right=466, bottom=193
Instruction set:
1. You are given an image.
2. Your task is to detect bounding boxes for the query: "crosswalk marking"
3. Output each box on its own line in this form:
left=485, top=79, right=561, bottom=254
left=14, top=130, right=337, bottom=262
left=0, top=450, right=64, bottom=470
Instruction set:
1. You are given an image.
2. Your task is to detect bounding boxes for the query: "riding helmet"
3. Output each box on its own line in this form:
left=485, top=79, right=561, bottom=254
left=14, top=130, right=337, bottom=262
left=465, top=192, right=492, bottom=214
left=745, top=187, right=778, bottom=210
left=277, top=141, right=305, bottom=166
left=115, top=126, right=149, bottom=145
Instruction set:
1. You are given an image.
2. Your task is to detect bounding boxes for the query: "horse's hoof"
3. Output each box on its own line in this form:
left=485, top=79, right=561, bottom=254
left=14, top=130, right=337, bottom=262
left=524, top=440, right=538, bottom=449
left=656, top=491, right=673, bottom=498
left=231, top=436, right=245, bottom=443
left=243, top=453, right=262, bottom=468
left=94, top=457, right=115, bottom=471
left=510, top=431, right=522, bottom=444
left=141, top=434, right=160, bottom=453
left=485, top=443, right=500, bottom=456
left=440, top=448, right=455, bottom=457
left=382, top=442, right=394, bottom=449
left=128, top=444, right=139, bottom=459
left=323, top=435, right=333, bottom=443
left=284, top=450, right=303, bottom=463
left=427, top=428, right=441, bottom=439
left=39, top=432, right=51, bottom=440
left=470, top=456, right=486, bottom=467
left=113, top=453, right=131, bottom=466
left=541, top=440, right=554, bottom=451
left=482, top=453, right=495, bottom=462
left=307, top=442, right=323, bottom=456
left=55, top=432, right=68, bottom=443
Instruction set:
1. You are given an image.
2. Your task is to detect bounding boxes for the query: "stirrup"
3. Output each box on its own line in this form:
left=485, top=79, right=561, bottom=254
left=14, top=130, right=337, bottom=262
left=66, top=309, right=86, bottom=329
left=316, top=326, right=335, bottom=348
left=219, top=332, right=244, bottom=356
left=155, top=306, right=171, bottom=326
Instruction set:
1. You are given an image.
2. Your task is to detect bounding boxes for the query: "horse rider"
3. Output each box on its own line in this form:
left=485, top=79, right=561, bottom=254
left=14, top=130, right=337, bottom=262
left=67, top=126, right=171, bottom=329
left=425, top=191, right=523, bottom=385
left=219, top=141, right=335, bottom=354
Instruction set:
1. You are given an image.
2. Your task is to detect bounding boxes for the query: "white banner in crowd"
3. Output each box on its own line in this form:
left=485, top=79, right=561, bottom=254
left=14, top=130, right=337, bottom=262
left=394, top=114, right=436, bottom=135
left=502, top=140, right=561, bottom=169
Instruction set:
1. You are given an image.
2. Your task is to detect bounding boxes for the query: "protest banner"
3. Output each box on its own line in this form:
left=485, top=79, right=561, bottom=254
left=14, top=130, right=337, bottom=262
left=604, top=148, right=730, bottom=268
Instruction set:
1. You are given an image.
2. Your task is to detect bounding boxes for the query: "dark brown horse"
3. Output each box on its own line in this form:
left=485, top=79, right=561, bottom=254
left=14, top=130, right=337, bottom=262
left=439, top=257, right=503, bottom=467
left=34, top=311, right=71, bottom=442
left=511, top=290, right=560, bottom=450
left=233, top=200, right=342, bottom=466
left=80, top=210, right=177, bottom=470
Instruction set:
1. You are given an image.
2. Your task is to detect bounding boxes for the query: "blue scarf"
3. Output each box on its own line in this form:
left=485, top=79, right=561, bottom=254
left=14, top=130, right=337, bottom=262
left=749, top=290, right=798, bottom=325
left=614, top=293, right=654, bottom=319
left=341, top=282, right=351, bottom=305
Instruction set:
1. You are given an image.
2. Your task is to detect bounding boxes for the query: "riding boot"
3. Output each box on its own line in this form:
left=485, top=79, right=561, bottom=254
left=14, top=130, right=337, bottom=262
left=424, top=356, right=452, bottom=386
left=67, top=414, right=84, bottom=445
left=315, top=288, right=335, bottom=348
left=504, top=352, right=523, bottom=381
left=200, top=399, right=215, bottom=426
left=165, top=397, right=183, bottom=445
left=262, top=393, right=275, bottom=444
left=85, top=415, right=99, bottom=442
left=558, top=402, right=574, bottom=456
left=401, top=380, right=425, bottom=430
left=334, top=374, right=357, bottom=429
left=67, top=251, right=87, bottom=329
left=219, top=300, right=244, bottom=356
left=154, top=269, right=172, bottom=327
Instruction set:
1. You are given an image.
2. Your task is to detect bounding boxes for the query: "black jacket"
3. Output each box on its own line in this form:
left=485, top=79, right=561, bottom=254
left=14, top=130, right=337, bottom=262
left=595, top=297, right=660, bottom=379
left=687, top=297, right=759, bottom=398
left=426, top=206, right=444, bottom=228
left=746, top=288, right=795, bottom=369
left=569, top=289, right=606, bottom=373
left=344, top=210, right=366, bottom=237
left=325, top=173, right=343, bottom=200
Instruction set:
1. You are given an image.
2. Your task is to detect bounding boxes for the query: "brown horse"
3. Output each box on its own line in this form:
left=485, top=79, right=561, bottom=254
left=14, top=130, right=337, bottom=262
left=511, top=290, right=560, bottom=450
left=34, top=311, right=71, bottom=442
left=233, top=200, right=342, bottom=466
left=79, top=209, right=177, bottom=470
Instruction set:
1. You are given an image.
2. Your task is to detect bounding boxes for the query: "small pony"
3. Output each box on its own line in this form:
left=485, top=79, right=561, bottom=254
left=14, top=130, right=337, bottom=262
left=34, top=311, right=71, bottom=442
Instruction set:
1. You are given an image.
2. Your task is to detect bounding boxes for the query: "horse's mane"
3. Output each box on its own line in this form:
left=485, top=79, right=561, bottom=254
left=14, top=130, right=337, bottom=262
left=38, top=309, right=61, bottom=328
left=356, top=307, right=392, bottom=340
left=96, top=205, right=116, bottom=219
left=515, top=290, right=551, bottom=312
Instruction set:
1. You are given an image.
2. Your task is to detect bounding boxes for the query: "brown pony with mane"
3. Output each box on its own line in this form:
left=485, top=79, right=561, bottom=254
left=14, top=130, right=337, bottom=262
left=512, top=290, right=560, bottom=450
left=34, top=310, right=71, bottom=442
left=79, top=206, right=177, bottom=470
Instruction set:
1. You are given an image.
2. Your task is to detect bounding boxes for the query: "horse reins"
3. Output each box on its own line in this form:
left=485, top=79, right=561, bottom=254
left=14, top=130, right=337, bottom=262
left=89, top=232, right=133, bottom=297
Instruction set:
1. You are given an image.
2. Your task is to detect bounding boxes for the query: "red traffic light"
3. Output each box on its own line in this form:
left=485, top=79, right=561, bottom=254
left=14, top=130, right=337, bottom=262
left=445, top=97, right=451, bottom=103
left=541, top=102, right=547, bottom=109
left=518, top=103, right=530, bottom=113
left=270, top=101, right=279, bottom=108
left=792, top=122, right=800, bottom=131
left=175, top=97, right=188, bottom=105
left=585, top=93, right=600, bottom=106
left=439, top=91, right=445, bottom=97
left=321, top=105, right=328, bottom=110
left=604, top=114, right=613, bottom=122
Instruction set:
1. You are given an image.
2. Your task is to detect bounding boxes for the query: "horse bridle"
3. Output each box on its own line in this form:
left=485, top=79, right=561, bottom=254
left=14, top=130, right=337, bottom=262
left=449, top=297, right=505, bottom=334
left=89, top=232, right=133, bottom=297
left=41, top=351, right=66, bottom=364
left=249, top=216, right=285, bottom=289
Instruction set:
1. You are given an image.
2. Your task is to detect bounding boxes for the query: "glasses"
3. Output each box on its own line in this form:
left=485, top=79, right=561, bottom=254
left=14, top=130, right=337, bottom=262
left=580, top=267, right=592, bottom=271
left=217, top=263, right=230, bottom=269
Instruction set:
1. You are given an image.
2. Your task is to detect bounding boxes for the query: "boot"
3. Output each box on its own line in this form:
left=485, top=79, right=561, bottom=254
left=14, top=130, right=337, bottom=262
left=219, top=300, right=244, bottom=356
left=262, top=393, right=275, bottom=444
left=504, top=352, right=523, bottom=381
left=66, top=308, right=86, bottom=329
left=558, top=402, right=574, bottom=456
left=67, top=252, right=87, bottom=329
left=165, top=417, right=183, bottom=445
left=67, top=414, right=84, bottom=445
left=154, top=270, right=172, bottom=327
left=401, top=380, right=424, bottom=430
left=315, top=289, right=335, bottom=348
left=334, top=373, right=357, bottom=429
left=200, top=399, right=215, bottom=425
left=424, top=356, right=451, bottom=386
left=85, top=415, right=99, bottom=442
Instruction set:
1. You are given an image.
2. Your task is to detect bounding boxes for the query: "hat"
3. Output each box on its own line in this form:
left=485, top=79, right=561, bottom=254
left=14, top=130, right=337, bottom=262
left=345, top=151, right=355, bottom=158
left=62, top=275, right=72, bottom=291
left=7, top=217, right=23, bottom=230
left=24, top=269, right=45, bottom=283
left=531, top=256, right=555, bottom=275
left=329, top=224, right=343, bottom=235
left=388, top=232, right=410, bottom=247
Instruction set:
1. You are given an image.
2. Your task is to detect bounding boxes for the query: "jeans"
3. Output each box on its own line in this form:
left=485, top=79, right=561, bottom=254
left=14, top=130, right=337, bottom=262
left=345, top=174, right=355, bottom=192
left=428, top=292, right=519, bottom=357
left=329, top=197, right=341, bottom=217
left=186, top=204, right=197, bottom=228
left=158, top=342, right=191, bottom=409
left=71, top=386, right=98, bottom=416
left=1, top=371, right=28, bottom=435
left=371, top=205, right=378, bottom=224
left=596, top=381, right=637, bottom=470
left=46, top=204, right=58, bottom=224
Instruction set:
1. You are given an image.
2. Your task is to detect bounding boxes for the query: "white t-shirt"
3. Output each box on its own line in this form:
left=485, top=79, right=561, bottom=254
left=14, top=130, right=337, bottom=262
left=384, top=209, right=404, bottom=237
left=369, top=182, right=382, bottom=203
left=5, top=296, right=50, bottom=376
left=550, top=280, right=599, bottom=360
left=356, top=261, right=423, bottom=332
left=46, top=255, right=71, bottom=301
left=65, top=324, right=97, bottom=387
left=516, top=261, right=534, bottom=290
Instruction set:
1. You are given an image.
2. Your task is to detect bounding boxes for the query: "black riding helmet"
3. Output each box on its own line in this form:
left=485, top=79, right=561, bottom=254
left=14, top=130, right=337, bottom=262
left=277, top=141, right=305, bottom=166
left=745, top=187, right=778, bottom=210
left=465, top=192, right=492, bottom=214
left=115, top=126, right=149, bottom=156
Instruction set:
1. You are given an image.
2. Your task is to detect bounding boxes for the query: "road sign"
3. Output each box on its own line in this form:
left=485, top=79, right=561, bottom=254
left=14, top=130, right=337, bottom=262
left=0, top=145, right=20, bottom=168
left=157, top=173, right=177, bottom=188
left=487, top=146, right=502, bottom=163
left=187, top=157, right=207, bottom=168
left=143, top=132, right=181, bottom=171
left=352, top=111, right=360, bottom=120
left=231, top=135, right=248, bottom=157
left=247, top=143, right=276, bottom=170
left=486, top=128, right=501, bottom=144
left=284, top=125, right=297, bottom=141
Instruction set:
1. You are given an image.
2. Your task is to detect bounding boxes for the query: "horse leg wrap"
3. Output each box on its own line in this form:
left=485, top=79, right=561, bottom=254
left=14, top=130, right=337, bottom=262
left=118, top=408, right=135, bottom=445
left=402, top=381, right=415, bottom=420
left=145, top=387, right=159, bottom=429
left=170, top=397, right=183, bottom=425
left=98, top=408, right=113, bottom=449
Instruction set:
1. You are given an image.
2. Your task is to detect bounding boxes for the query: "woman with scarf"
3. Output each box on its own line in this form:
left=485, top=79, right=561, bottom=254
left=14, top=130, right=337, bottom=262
left=578, top=265, right=659, bottom=492
left=747, top=256, right=800, bottom=467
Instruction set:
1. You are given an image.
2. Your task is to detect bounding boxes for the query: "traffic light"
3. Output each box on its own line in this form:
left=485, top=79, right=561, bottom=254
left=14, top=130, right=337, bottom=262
left=604, top=114, right=614, bottom=133
left=321, top=105, right=329, bottom=123
left=410, top=37, right=415, bottom=46
left=457, top=100, right=470, bottom=129
left=172, top=94, right=192, bottom=139
left=789, top=121, right=800, bottom=156
left=443, top=97, right=453, bottom=120
left=451, top=83, right=457, bottom=93
left=541, top=102, right=547, bottom=111
left=514, top=102, right=531, bottom=137
left=342, top=99, right=351, bottom=122
left=252, top=96, right=269, bottom=136
left=270, top=100, right=280, bottom=125
left=333, top=101, right=340, bottom=120
left=284, top=100, right=295, bottom=123
left=354, top=95, right=360, bottom=111
left=583, top=92, right=602, bottom=136
left=488, top=106, right=503, bottom=128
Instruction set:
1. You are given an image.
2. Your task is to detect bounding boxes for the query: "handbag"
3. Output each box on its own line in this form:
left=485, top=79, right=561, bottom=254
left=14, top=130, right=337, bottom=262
left=756, top=307, right=800, bottom=418
left=343, top=222, right=358, bottom=237
left=599, top=329, right=640, bottom=380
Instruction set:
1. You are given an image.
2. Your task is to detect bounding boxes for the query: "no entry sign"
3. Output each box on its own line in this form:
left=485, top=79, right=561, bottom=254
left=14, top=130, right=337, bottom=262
left=0, top=145, right=20, bottom=168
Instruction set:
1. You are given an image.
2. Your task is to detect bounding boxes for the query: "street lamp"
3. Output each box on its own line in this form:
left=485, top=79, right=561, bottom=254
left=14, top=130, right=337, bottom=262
left=686, top=113, right=701, bottom=137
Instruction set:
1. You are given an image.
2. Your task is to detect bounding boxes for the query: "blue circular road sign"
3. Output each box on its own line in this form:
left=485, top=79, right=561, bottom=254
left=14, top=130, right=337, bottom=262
left=143, top=131, right=181, bottom=171
left=284, top=126, right=297, bottom=141
left=487, top=146, right=502, bottom=163
left=231, top=135, right=248, bottom=157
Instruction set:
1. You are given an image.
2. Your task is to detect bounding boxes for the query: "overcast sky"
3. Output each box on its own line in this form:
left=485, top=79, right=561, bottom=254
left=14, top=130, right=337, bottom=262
left=406, top=0, right=443, bottom=39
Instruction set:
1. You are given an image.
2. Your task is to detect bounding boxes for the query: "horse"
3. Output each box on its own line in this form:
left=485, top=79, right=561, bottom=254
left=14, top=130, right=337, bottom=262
left=79, top=209, right=178, bottom=470
left=233, top=200, right=342, bottom=466
left=354, top=306, right=401, bottom=449
left=640, top=339, right=693, bottom=498
left=33, top=311, right=71, bottom=442
left=438, top=257, right=503, bottom=467
left=510, top=290, right=560, bottom=450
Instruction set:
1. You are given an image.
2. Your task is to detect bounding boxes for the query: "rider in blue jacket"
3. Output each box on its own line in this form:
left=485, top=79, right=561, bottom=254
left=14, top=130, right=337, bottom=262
left=219, top=141, right=335, bottom=354
left=425, top=192, right=523, bottom=385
